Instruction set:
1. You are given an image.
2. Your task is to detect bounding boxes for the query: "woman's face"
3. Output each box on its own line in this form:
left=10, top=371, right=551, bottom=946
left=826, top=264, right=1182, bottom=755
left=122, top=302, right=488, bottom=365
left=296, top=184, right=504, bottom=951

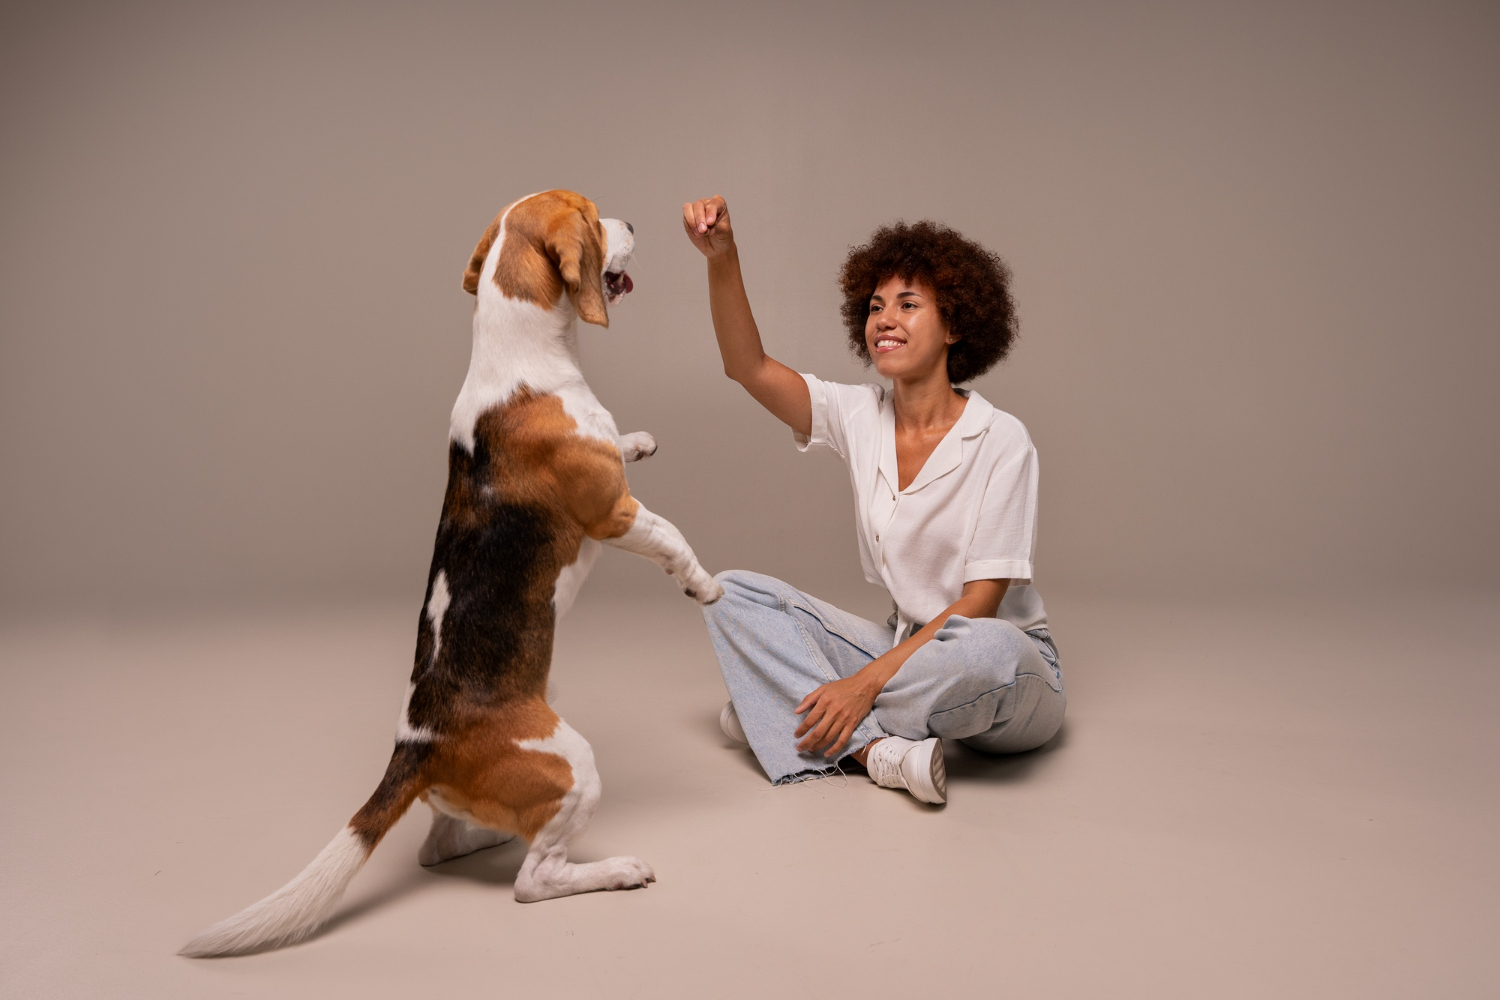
left=864, top=275, right=953, bottom=382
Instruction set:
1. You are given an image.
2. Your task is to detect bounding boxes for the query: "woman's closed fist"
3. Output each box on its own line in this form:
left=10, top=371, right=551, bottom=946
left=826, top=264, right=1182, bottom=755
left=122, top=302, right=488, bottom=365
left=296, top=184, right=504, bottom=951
left=682, top=195, right=735, bottom=259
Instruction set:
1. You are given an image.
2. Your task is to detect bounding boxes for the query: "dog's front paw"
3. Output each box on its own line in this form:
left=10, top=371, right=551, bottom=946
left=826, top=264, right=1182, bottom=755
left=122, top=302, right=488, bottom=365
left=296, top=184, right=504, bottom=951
left=515, top=854, right=657, bottom=901
left=600, top=855, right=656, bottom=890
left=680, top=566, right=724, bottom=605
left=619, top=431, right=658, bottom=463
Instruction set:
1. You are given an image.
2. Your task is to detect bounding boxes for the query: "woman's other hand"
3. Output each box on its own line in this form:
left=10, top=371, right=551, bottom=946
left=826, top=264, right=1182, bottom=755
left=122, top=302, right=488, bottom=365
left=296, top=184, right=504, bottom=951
left=682, top=195, right=735, bottom=259
left=794, top=674, right=879, bottom=758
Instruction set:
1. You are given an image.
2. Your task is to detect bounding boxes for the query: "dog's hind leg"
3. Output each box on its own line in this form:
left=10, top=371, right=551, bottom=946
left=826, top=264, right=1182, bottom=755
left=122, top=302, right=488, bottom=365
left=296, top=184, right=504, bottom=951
left=508, top=719, right=655, bottom=902
left=417, top=806, right=516, bottom=867
left=618, top=431, right=657, bottom=463
left=603, top=500, right=723, bottom=604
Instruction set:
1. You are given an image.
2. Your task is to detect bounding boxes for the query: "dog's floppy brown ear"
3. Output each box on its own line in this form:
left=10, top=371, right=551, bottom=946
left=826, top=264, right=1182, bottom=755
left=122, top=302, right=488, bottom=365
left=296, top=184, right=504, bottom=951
left=462, top=217, right=501, bottom=295
left=548, top=210, right=608, bottom=327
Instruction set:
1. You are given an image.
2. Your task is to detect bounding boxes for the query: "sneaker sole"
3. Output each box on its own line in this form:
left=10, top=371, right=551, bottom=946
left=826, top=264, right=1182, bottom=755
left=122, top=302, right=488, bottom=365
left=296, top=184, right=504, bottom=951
left=719, top=702, right=749, bottom=745
left=904, top=738, right=947, bottom=804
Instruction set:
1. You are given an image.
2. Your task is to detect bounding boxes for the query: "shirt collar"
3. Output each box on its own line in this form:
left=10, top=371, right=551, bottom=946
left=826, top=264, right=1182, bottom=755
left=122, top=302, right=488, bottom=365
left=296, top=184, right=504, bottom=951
left=878, top=388, right=994, bottom=495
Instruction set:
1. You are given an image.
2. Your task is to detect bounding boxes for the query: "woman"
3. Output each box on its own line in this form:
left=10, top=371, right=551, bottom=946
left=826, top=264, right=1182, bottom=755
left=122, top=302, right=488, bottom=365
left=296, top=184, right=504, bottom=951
left=684, top=195, right=1063, bottom=805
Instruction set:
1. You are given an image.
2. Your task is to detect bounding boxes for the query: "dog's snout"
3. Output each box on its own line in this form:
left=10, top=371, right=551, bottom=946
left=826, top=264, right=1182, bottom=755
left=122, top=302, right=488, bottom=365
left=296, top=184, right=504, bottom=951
left=625, top=221, right=634, bottom=235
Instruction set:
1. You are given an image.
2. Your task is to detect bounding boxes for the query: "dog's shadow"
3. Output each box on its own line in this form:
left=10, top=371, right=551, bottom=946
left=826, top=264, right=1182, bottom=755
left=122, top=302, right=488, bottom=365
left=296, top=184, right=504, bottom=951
left=309, top=838, right=530, bottom=947
left=422, top=837, right=531, bottom=886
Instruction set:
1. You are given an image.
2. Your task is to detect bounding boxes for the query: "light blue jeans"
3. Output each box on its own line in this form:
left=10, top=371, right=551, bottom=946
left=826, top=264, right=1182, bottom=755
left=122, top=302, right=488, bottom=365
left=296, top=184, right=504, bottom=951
left=702, top=570, right=1066, bottom=785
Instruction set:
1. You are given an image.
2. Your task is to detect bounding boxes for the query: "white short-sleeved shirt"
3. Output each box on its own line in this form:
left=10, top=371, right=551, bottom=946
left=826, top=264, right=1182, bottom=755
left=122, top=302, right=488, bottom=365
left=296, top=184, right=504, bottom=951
left=794, top=373, right=1048, bottom=643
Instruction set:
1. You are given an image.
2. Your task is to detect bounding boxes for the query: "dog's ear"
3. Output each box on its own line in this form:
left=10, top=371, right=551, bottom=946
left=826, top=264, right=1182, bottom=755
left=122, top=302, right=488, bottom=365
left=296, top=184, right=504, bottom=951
left=462, top=216, right=501, bottom=295
left=548, top=210, right=608, bottom=327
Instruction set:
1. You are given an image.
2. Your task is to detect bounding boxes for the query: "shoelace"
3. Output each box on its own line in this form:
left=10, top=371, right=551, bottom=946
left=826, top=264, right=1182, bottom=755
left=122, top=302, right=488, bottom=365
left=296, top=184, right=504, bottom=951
left=867, top=740, right=907, bottom=788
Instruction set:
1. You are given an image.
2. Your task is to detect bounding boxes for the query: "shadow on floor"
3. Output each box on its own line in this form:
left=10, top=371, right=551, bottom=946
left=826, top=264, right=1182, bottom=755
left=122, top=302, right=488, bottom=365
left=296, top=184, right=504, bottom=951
left=702, top=710, right=1072, bottom=788
left=309, top=838, right=531, bottom=948
left=422, top=838, right=530, bottom=886
left=942, top=723, right=1070, bottom=785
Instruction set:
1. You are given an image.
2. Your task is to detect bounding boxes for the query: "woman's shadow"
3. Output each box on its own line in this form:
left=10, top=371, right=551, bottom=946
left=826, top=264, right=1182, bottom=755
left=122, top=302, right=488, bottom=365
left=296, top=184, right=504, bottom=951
left=942, top=722, right=1071, bottom=785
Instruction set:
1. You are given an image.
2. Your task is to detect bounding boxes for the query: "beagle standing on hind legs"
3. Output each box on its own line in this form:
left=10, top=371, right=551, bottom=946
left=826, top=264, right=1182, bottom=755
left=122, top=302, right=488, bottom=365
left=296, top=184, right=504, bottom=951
left=181, top=190, right=722, bottom=958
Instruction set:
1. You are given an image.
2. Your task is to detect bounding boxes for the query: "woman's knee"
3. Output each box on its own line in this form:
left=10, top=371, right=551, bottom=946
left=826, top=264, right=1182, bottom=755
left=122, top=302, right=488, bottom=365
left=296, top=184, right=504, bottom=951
left=706, top=569, right=794, bottom=616
left=937, top=614, right=1029, bottom=650
left=924, top=616, right=1035, bottom=686
left=959, top=676, right=1066, bottom=755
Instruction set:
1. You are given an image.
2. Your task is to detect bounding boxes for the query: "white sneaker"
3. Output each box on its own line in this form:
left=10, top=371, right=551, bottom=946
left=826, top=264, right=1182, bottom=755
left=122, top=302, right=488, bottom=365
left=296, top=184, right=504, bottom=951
left=719, top=702, right=749, bottom=745
left=865, top=736, right=946, bottom=804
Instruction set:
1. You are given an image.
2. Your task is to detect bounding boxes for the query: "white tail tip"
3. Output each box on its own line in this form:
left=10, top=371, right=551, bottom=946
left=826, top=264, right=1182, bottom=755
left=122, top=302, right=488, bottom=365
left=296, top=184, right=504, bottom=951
left=179, top=827, right=369, bottom=958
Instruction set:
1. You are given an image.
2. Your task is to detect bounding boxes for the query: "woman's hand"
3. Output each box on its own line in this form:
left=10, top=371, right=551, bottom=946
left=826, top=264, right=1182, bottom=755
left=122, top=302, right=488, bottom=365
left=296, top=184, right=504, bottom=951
left=794, top=672, right=880, bottom=758
left=682, top=195, right=735, bottom=259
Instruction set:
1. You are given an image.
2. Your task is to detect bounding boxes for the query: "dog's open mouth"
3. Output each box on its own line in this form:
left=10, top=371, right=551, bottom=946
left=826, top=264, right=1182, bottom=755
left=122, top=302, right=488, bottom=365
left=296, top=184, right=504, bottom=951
left=604, top=270, right=633, bottom=305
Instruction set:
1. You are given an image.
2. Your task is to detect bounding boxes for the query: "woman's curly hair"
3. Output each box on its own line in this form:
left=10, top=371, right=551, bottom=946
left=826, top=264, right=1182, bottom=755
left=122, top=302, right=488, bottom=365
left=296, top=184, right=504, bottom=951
left=838, top=220, right=1018, bottom=384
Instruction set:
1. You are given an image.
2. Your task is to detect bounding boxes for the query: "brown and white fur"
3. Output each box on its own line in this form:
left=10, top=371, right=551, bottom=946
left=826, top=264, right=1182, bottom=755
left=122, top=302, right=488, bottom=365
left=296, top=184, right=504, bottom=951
left=180, top=190, right=721, bottom=958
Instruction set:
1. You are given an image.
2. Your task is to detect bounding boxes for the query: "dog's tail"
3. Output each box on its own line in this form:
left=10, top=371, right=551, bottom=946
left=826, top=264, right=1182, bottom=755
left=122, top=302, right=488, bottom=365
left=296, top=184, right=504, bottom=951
left=179, top=741, right=429, bottom=958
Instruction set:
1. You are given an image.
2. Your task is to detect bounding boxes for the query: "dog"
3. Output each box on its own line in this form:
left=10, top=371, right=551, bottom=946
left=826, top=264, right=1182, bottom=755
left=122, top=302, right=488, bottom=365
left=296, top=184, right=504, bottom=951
left=181, top=190, right=722, bottom=957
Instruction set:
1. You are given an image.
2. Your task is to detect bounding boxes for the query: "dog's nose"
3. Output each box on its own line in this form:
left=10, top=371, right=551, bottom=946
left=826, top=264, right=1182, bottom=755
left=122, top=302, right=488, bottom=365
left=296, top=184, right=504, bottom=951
left=625, top=221, right=634, bottom=234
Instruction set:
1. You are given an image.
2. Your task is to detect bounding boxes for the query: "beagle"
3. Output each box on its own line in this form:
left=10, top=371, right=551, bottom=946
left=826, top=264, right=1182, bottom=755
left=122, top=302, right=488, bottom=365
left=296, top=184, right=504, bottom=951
left=182, top=190, right=722, bottom=957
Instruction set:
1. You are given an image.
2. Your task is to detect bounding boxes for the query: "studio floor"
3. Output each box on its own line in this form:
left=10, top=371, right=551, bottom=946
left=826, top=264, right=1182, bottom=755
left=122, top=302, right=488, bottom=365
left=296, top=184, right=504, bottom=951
left=2, top=586, right=1496, bottom=998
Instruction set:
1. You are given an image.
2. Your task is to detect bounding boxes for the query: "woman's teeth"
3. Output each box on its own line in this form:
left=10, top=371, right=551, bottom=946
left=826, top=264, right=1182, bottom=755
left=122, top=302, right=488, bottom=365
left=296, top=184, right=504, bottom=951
left=874, top=337, right=904, bottom=351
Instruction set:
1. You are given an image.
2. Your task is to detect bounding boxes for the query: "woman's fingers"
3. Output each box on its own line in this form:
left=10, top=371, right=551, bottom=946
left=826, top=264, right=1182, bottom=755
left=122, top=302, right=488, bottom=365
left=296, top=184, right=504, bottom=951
left=794, top=683, right=824, bottom=716
left=682, top=196, right=726, bottom=234
left=681, top=196, right=732, bottom=258
left=793, top=675, right=872, bottom=755
left=810, top=719, right=853, bottom=758
left=794, top=702, right=827, bottom=740
left=706, top=197, right=728, bottom=238
left=824, top=723, right=856, bottom=759
left=795, top=706, right=828, bottom=748
left=798, top=724, right=832, bottom=754
left=799, top=708, right=847, bottom=754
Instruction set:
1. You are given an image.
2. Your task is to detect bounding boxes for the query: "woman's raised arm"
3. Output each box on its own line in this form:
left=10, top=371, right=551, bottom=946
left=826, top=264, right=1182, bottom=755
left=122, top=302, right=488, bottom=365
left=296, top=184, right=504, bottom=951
left=682, top=196, right=812, bottom=436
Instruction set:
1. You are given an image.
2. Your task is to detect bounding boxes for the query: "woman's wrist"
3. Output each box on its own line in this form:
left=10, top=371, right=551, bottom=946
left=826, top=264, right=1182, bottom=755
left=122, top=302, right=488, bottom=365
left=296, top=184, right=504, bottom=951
left=855, top=658, right=898, bottom=697
left=705, top=242, right=740, bottom=267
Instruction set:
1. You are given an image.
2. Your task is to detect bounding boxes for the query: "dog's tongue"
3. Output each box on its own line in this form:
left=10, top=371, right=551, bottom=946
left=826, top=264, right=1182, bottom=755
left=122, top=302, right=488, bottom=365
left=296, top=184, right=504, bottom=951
left=621, top=272, right=634, bottom=294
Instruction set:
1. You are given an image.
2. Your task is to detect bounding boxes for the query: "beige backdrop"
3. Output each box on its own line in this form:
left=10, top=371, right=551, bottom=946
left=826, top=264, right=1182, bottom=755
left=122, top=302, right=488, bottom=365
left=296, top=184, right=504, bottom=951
left=2, top=0, right=1497, bottom=614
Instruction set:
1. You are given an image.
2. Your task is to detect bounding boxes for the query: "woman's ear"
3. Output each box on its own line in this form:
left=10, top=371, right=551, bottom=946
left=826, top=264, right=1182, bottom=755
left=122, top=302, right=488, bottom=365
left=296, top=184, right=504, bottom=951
left=548, top=211, right=608, bottom=326
left=462, top=216, right=501, bottom=295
